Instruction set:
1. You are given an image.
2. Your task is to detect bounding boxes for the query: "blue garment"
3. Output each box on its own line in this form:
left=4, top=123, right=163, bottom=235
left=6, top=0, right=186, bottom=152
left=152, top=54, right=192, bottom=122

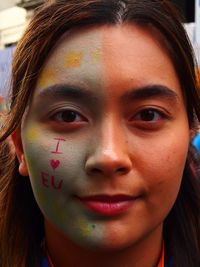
left=165, top=257, right=173, bottom=267
left=192, top=133, right=200, bottom=153
left=41, top=257, right=50, bottom=267
left=41, top=256, right=173, bottom=267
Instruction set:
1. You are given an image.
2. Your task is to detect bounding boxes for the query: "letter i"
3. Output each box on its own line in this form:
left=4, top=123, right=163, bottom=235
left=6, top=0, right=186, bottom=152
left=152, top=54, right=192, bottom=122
left=51, top=138, right=66, bottom=154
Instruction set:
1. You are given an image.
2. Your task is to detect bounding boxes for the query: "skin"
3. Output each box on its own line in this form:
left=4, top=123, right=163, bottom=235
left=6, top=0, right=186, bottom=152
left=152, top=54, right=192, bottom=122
left=14, top=24, right=190, bottom=267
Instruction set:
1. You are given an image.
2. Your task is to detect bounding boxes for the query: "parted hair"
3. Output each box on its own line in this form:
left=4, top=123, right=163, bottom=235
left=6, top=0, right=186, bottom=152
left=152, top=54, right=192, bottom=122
left=0, top=1, right=200, bottom=266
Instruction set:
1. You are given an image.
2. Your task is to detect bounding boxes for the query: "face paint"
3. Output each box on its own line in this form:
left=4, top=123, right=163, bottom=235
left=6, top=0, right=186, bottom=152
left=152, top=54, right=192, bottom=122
left=51, top=138, right=66, bottom=154
left=37, top=68, right=56, bottom=89
left=25, top=125, right=40, bottom=142
left=21, top=24, right=189, bottom=253
left=50, top=159, right=60, bottom=170
left=64, top=51, right=83, bottom=68
left=22, top=28, right=106, bottom=248
left=91, top=48, right=102, bottom=64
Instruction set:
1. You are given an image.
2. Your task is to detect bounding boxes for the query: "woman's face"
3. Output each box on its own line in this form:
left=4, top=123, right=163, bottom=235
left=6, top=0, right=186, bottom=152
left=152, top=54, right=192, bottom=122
left=20, top=24, right=190, bottom=250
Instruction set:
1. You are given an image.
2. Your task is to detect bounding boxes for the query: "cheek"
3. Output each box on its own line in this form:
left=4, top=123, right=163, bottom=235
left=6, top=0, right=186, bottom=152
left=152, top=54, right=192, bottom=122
left=22, top=126, right=107, bottom=246
left=22, top=129, right=89, bottom=192
left=137, top=127, right=189, bottom=177
left=139, top=131, right=189, bottom=209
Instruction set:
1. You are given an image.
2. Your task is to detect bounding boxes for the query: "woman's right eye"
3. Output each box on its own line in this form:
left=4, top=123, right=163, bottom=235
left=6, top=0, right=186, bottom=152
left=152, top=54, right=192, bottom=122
left=50, top=110, right=87, bottom=123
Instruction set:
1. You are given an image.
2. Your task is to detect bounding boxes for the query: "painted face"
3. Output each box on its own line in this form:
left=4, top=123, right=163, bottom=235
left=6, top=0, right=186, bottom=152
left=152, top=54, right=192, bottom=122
left=21, top=25, right=190, bottom=251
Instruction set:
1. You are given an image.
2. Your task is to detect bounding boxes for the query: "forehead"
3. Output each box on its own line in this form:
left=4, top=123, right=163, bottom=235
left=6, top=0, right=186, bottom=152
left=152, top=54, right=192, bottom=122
left=36, top=26, right=103, bottom=91
left=35, top=24, right=181, bottom=97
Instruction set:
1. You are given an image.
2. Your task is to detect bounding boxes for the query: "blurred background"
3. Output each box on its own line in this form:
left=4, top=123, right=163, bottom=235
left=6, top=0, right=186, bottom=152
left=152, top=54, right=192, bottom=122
left=0, top=0, right=200, bottom=98
left=0, top=0, right=43, bottom=98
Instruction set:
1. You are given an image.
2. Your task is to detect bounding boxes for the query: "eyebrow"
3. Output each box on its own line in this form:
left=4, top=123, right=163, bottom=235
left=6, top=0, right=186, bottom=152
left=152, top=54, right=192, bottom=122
left=36, top=84, right=99, bottom=103
left=37, top=83, right=179, bottom=106
left=122, top=84, right=179, bottom=103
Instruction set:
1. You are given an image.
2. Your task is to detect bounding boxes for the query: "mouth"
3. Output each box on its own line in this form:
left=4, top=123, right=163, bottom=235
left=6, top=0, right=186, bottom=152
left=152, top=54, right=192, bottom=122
left=75, top=194, right=137, bottom=216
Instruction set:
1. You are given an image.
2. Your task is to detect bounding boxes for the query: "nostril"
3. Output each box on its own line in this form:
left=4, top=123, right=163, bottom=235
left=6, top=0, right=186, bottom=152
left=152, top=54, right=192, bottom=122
left=88, top=166, right=129, bottom=176
left=90, top=168, right=102, bottom=175
left=85, top=155, right=132, bottom=176
left=117, top=167, right=128, bottom=174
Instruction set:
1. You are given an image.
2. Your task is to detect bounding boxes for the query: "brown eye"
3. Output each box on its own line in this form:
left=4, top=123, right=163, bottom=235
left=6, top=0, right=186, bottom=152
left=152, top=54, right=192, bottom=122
left=134, top=109, right=164, bottom=122
left=51, top=110, right=85, bottom=123
left=140, top=110, right=157, bottom=121
left=61, top=111, right=78, bottom=122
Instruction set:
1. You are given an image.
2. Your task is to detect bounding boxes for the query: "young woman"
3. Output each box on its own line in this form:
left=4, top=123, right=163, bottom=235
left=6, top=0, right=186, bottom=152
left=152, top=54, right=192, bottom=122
left=0, top=1, right=200, bottom=267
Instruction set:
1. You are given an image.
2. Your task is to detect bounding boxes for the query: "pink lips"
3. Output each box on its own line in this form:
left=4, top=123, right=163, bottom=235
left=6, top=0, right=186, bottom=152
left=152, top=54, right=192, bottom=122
left=76, top=195, right=135, bottom=216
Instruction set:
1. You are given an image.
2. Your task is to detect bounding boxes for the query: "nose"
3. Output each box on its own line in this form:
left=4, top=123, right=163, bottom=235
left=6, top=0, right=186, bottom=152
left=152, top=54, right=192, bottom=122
left=85, top=120, right=132, bottom=177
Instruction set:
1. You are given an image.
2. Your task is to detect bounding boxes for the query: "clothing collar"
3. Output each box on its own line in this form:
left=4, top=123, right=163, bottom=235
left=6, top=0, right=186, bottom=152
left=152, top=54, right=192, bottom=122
left=42, top=243, right=166, bottom=267
left=157, top=243, right=165, bottom=267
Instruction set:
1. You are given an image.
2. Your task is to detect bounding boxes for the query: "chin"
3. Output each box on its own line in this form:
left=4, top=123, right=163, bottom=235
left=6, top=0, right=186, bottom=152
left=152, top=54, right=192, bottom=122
left=71, top=234, right=135, bottom=252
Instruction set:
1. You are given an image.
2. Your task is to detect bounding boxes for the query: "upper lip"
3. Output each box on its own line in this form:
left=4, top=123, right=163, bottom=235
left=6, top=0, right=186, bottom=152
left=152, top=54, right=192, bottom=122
left=76, top=194, right=136, bottom=202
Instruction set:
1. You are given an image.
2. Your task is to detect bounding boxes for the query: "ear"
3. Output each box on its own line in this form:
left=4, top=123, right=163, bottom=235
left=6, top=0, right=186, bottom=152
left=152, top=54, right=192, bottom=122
left=12, top=129, right=29, bottom=176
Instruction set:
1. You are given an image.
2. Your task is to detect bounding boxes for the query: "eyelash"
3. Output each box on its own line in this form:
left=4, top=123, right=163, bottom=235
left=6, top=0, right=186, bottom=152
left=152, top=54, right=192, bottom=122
left=133, top=108, right=168, bottom=122
left=128, top=107, right=170, bottom=130
left=48, top=107, right=169, bottom=132
left=50, top=109, right=87, bottom=123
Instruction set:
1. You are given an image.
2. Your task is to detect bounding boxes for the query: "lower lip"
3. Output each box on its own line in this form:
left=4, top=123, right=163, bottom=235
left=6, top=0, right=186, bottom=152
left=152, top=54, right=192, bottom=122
left=78, top=200, right=133, bottom=216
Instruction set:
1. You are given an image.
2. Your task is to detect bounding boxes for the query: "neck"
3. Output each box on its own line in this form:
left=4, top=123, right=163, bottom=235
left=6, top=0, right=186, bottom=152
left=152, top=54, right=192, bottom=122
left=45, top=222, right=163, bottom=267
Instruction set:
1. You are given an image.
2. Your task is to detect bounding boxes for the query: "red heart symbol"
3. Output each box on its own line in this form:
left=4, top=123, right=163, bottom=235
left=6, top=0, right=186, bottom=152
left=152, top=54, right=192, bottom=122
left=50, top=159, right=60, bottom=170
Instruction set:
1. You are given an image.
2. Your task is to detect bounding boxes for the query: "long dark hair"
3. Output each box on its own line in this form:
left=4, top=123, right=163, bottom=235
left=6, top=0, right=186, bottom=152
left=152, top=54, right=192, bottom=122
left=0, top=1, right=200, bottom=266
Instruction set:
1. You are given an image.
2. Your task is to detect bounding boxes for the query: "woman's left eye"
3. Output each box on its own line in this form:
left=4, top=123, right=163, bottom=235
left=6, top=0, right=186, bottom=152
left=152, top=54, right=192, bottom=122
left=50, top=110, right=86, bottom=123
left=133, top=108, right=167, bottom=122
